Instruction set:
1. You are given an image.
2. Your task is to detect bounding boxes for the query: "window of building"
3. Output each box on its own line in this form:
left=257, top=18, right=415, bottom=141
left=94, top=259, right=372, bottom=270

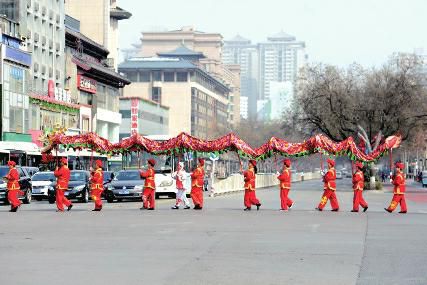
left=151, top=87, right=161, bottom=104
left=176, top=72, right=188, bottom=82
left=126, top=71, right=138, bottom=82
left=139, top=71, right=150, bottom=82
left=164, top=72, right=175, bottom=82
left=152, top=71, right=162, bottom=81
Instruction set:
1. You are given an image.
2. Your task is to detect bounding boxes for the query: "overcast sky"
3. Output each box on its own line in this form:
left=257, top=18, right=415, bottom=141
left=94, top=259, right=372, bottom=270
left=118, top=0, right=427, bottom=67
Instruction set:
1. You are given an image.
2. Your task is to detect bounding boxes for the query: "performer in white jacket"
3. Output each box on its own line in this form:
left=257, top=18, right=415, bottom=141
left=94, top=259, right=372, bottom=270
left=171, top=162, right=191, bottom=209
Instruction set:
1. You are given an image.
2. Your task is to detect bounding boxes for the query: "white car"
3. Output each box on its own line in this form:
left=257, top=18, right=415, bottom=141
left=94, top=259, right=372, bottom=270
left=31, top=171, right=56, bottom=201
left=336, top=171, right=343, bottom=179
left=154, top=170, right=191, bottom=198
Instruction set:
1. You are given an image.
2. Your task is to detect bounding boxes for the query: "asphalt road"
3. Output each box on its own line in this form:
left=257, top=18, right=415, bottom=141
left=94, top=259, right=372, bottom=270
left=0, top=178, right=426, bottom=285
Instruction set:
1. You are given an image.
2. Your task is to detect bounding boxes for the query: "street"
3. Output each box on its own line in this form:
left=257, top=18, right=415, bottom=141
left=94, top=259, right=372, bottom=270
left=1, top=178, right=427, bottom=285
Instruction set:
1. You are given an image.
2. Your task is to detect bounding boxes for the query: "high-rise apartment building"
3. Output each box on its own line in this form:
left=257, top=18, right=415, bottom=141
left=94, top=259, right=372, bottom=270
left=223, top=35, right=258, bottom=119
left=65, top=0, right=131, bottom=70
left=258, top=31, right=306, bottom=100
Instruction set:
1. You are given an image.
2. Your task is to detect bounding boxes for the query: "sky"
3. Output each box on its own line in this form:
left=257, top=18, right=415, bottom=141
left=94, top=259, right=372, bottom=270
left=118, top=0, right=427, bottom=67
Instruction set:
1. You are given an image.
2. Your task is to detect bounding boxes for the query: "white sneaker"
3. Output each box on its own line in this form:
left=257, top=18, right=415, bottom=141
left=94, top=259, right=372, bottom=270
left=289, top=202, right=294, bottom=209
left=280, top=209, right=288, bottom=212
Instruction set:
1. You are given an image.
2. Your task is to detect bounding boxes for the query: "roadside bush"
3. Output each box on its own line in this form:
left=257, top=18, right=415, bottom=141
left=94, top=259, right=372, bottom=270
left=375, top=181, right=383, bottom=190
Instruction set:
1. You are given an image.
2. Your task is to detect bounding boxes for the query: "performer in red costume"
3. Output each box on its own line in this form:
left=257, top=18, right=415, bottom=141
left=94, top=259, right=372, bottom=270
left=316, top=159, right=339, bottom=211
left=90, top=160, right=104, bottom=211
left=277, top=159, right=294, bottom=211
left=54, top=158, right=73, bottom=212
left=4, top=161, right=23, bottom=212
left=351, top=161, right=368, bottom=212
left=385, top=162, right=407, bottom=214
left=243, top=160, right=261, bottom=211
left=190, top=158, right=205, bottom=210
left=140, top=159, right=156, bottom=210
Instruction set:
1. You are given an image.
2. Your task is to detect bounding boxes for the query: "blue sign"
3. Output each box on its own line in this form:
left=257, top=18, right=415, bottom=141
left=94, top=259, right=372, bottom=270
left=5, top=46, right=32, bottom=67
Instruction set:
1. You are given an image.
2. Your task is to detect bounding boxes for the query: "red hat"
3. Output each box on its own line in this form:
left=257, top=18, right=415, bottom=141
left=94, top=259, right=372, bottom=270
left=7, top=161, right=16, bottom=167
left=284, top=159, right=291, bottom=167
left=148, top=159, right=156, bottom=166
left=60, top=157, right=68, bottom=165
left=95, top=160, right=103, bottom=168
left=395, top=162, right=404, bottom=170
left=198, top=158, right=205, bottom=166
left=249, top=160, right=257, bottom=167
left=327, top=159, right=335, bottom=166
left=355, top=161, right=363, bottom=169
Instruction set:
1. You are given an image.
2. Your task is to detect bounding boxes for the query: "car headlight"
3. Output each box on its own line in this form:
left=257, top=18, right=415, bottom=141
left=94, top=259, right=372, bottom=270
left=159, top=180, right=173, bottom=187
left=0, top=183, right=6, bottom=189
left=107, top=185, right=114, bottom=191
left=134, top=185, right=143, bottom=191
left=73, top=185, right=86, bottom=191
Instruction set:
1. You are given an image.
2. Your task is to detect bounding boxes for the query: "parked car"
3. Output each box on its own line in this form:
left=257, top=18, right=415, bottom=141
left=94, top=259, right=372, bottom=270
left=421, top=171, right=427, bottom=188
left=31, top=171, right=56, bottom=201
left=104, top=170, right=144, bottom=203
left=23, top=167, right=40, bottom=177
left=0, top=166, right=32, bottom=205
left=48, top=170, right=90, bottom=204
left=336, top=171, right=343, bottom=179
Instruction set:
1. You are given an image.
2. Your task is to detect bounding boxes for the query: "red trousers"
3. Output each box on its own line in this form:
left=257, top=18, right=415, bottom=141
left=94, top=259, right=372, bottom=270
left=191, top=188, right=204, bottom=208
left=7, top=190, right=22, bottom=208
left=280, top=189, right=293, bottom=210
left=317, top=189, right=339, bottom=210
left=142, top=188, right=155, bottom=209
left=387, top=194, right=407, bottom=212
left=91, top=189, right=103, bottom=209
left=244, top=189, right=260, bottom=208
left=56, top=189, right=72, bottom=211
left=353, top=190, right=368, bottom=211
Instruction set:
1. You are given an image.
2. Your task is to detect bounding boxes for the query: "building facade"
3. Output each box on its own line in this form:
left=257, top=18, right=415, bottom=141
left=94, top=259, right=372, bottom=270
left=65, top=0, right=131, bottom=70
left=64, top=15, right=130, bottom=143
left=239, top=96, right=248, bottom=120
left=269, top=81, right=293, bottom=120
left=128, top=26, right=240, bottom=127
left=0, top=0, right=66, bottom=94
left=0, top=16, right=32, bottom=142
left=119, top=97, right=169, bottom=139
left=119, top=57, right=230, bottom=139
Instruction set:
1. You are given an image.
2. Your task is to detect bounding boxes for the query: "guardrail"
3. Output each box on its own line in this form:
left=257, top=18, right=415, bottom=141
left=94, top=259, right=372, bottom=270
left=210, top=171, right=322, bottom=197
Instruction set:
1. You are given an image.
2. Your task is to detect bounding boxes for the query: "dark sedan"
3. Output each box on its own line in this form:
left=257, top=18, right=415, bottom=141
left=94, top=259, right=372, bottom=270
left=104, top=170, right=144, bottom=203
left=0, top=166, right=32, bottom=205
left=48, top=170, right=90, bottom=204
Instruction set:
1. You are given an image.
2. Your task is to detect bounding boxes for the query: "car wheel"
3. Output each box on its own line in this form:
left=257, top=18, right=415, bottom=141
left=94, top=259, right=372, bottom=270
left=107, top=197, right=114, bottom=203
left=23, top=189, right=32, bottom=204
left=155, top=193, right=159, bottom=199
left=81, top=190, right=89, bottom=203
left=48, top=195, right=56, bottom=204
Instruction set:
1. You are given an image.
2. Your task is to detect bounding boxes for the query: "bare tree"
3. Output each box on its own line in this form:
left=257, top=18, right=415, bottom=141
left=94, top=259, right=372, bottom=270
left=293, top=54, right=427, bottom=144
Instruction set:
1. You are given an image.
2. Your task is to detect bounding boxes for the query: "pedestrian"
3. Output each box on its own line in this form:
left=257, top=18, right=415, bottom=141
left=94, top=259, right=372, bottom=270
left=381, top=172, right=386, bottom=183
left=243, top=160, right=261, bottom=211
left=191, top=158, right=205, bottom=210
left=54, top=158, right=73, bottom=212
left=90, top=160, right=104, bottom=211
left=385, top=162, right=407, bottom=214
left=316, top=158, right=339, bottom=211
left=4, top=161, right=23, bottom=212
left=351, top=161, right=368, bottom=212
left=171, top=162, right=190, bottom=210
left=277, top=158, right=294, bottom=211
left=140, top=159, right=156, bottom=210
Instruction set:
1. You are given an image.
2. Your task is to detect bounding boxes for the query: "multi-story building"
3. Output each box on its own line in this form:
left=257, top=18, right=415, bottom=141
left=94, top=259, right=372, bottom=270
left=239, top=96, right=248, bottom=120
left=258, top=31, right=306, bottom=100
left=223, top=35, right=259, bottom=119
left=0, top=16, right=32, bottom=142
left=128, top=26, right=240, bottom=127
left=119, top=97, right=169, bottom=139
left=65, top=0, right=131, bottom=70
left=119, top=56, right=230, bottom=139
left=0, top=0, right=66, bottom=93
left=63, top=15, right=130, bottom=143
left=269, top=81, right=293, bottom=120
